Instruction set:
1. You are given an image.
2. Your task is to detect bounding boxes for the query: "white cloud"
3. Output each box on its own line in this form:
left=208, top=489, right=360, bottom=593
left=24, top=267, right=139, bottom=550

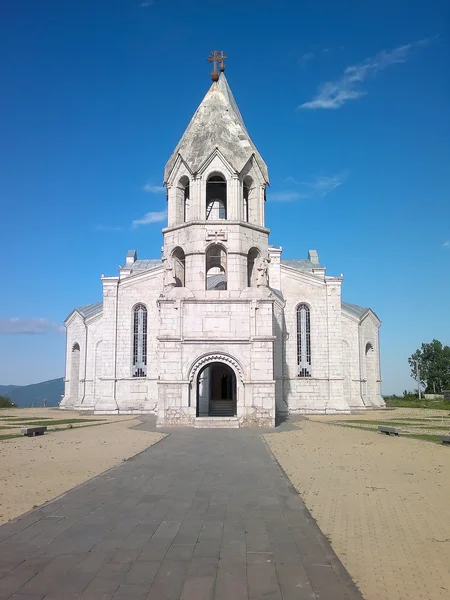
left=270, top=172, right=348, bottom=202
left=442, top=241, right=450, bottom=248
left=300, top=38, right=431, bottom=110
left=143, top=182, right=165, bottom=193
left=0, top=318, right=64, bottom=335
left=270, top=191, right=304, bottom=202
left=306, top=173, right=348, bottom=196
left=132, top=210, right=167, bottom=227
left=299, top=52, right=314, bottom=68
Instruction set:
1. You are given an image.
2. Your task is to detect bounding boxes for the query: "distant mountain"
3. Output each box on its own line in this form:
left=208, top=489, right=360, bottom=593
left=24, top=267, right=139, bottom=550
left=0, top=378, right=64, bottom=408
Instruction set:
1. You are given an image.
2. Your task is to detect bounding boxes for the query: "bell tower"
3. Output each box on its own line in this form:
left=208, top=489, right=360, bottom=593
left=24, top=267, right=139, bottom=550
left=162, top=51, right=270, bottom=294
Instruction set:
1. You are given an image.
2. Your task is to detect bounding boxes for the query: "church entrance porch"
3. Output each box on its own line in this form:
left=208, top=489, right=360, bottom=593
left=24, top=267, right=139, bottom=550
left=197, top=362, right=236, bottom=417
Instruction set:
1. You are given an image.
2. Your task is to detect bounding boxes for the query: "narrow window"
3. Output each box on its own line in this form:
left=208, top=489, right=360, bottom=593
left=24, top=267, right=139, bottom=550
left=243, top=176, right=253, bottom=222
left=247, top=247, right=260, bottom=287
left=132, top=304, right=147, bottom=377
left=70, top=343, right=81, bottom=400
left=206, top=244, right=227, bottom=290
left=172, top=247, right=186, bottom=287
left=297, top=303, right=311, bottom=377
left=183, top=178, right=190, bottom=222
left=176, top=176, right=189, bottom=224
left=364, top=342, right=375, bottom=401
left=206, top=175, right=227, bottom=220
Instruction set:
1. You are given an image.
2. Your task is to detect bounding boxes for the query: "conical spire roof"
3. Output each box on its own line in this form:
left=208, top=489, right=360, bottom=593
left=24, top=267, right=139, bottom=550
left=164, top=73, right=269, bottom=183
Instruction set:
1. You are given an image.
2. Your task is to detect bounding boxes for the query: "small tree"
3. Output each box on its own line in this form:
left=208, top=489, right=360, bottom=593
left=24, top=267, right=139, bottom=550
left=408, top=340, right=450, bottom=394
left=0, top=396, right=15, bottom=408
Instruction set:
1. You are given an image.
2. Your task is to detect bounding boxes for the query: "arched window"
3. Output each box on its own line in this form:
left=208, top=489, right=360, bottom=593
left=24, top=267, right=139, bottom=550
left=172, top=247, right=186, bottom=287
left=247, top=247, right=260, bottom=287
left=365, top=342, right=376, bottom=403
left=206, top=174, right=227, bottom=220
left=297, top=303, right=311, bottom=377
left=70, top=343, right=81, bottom=400
left=206, top=244, right=227, bottom=290
left=243, top=176, right=253, bottom=222
left=132, top=304, right=147, bottom=377
left=175, top=176, right=190, bottom=224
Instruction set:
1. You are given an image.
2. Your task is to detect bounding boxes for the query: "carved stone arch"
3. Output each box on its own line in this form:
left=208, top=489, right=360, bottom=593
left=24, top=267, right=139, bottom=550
left=240, top=154, right=267, bottom=187
left=188, top=353, right=244, bottom=384
left=199, top=149, right=235, bottom=179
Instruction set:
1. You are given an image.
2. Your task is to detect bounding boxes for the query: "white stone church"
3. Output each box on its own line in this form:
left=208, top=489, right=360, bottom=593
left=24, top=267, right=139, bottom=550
left=61, top=56, right=384, bottom=426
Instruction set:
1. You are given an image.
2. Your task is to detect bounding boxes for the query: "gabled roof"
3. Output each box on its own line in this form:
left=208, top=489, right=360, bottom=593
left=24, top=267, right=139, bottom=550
left=281, top=259, right=324, bottom=272
left=65, top=301, right=103, bottom=323
left=76, top=301, right=103, bottom=319
left=130, top=259, right=162, bottom=272
left=341, top=301, right=369, bottom=319
left=164, top=73, right=269, bottom=183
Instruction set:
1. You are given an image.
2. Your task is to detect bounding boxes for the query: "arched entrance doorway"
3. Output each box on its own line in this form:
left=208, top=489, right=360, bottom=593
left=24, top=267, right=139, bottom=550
left=197, top=362, right=237, bottom=417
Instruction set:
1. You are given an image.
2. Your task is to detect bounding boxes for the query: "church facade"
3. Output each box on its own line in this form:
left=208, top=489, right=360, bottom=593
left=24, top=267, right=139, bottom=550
left=61, top=58, right=384, bottom=426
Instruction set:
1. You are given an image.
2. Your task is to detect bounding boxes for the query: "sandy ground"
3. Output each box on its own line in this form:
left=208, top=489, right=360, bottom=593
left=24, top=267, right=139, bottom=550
left=309, top=407, right=450, bottom=436
left=310, top=406, right=450, bottom=423
left=266, top=416, right=450, bottom=600
left=0, top=410, right=164, bottom=525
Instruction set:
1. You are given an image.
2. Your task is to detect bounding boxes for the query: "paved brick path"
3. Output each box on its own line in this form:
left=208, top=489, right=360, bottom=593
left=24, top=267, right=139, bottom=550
left=0, top=429, right=363, bottom=599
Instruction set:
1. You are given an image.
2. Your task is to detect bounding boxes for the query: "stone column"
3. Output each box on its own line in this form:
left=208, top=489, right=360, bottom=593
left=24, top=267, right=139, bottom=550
left=228, top=176, right=240, bottom=221
left=268, top=246, right=282, bottom=290
left=325, top=278, right=348, bottom=411
left=95, top=276, right=120, bottom=413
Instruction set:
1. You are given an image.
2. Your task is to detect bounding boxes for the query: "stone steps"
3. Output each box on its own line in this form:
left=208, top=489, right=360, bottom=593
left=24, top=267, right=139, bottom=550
left=194, top=417, right=239, bottom=429
left=209, top=400, right=235, bottom=417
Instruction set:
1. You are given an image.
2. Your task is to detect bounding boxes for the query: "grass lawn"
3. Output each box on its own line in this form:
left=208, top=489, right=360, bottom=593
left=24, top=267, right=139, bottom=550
left=0, top=418, right=105, bottom=426
left=385, top=397, right=450, bottom=410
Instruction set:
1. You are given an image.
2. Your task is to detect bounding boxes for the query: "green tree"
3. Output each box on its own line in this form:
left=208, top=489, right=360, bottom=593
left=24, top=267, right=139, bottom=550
left=408, top=340, right=450, bottom=394
left=0, top=395, right=15, bottom=408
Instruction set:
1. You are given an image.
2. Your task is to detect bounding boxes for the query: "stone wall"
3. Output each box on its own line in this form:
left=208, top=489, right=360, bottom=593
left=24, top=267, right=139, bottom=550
left=280, top=266, right=350, bottom=413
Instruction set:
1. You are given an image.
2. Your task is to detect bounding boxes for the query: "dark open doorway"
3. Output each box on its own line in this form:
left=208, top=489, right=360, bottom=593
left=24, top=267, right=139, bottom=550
left=197, top=362, right=237, bottom=417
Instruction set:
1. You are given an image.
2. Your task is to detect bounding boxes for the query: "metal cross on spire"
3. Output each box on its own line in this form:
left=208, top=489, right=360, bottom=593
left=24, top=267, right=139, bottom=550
left=208, top=50, right=227, bottom=81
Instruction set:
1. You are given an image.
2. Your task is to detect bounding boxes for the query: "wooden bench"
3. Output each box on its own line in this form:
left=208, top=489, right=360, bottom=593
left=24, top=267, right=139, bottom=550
left=21, top=426, right=47, bottom=437
left=440, top=435, right=450, bottom=446
left=378, top=425, right=401, bottom=436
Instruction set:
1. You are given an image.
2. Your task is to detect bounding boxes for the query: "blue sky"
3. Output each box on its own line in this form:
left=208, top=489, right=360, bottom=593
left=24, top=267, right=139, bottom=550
left=0, top=0, right=449, bottom=394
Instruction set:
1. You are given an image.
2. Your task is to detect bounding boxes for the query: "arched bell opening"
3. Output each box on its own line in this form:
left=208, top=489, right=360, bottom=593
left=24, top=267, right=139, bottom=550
left=172, top=247, right=186, bottom=287
left=247, top=247, right=260, bottom=287
left=206, top=244, right=227, bottom=290
left=243, top=176, right=253, bottom=222
left=196, top=362, right=237, bottom=417
left=175, top=176, right=190, bottom=224
left=206, top=174, right=227, bottom=220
